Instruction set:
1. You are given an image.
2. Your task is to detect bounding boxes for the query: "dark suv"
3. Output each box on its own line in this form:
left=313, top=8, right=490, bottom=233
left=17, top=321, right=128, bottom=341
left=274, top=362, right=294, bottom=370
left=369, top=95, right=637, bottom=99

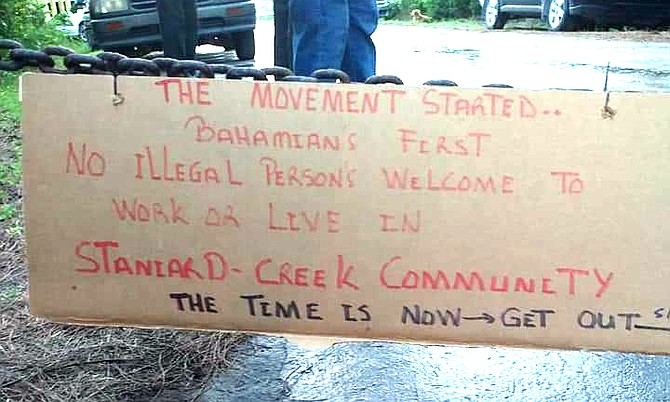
left=481, top=0, right=670, bottom=31
left=87, top=0, right=256, bottom=60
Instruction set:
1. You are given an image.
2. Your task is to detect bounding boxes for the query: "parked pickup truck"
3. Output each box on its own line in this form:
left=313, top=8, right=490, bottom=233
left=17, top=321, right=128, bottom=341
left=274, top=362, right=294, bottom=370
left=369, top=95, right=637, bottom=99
left=87, top=0, right=256, bottom=60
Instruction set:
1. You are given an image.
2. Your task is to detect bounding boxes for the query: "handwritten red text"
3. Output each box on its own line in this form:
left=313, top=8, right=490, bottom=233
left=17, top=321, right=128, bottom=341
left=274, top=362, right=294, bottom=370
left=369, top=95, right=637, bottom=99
left=251, top=83, right=406, bottom=114
left=66, top=142, right=106, bottom=177
left=379, top=256, right=614, bottom=298
left=423, top=90, right=537, bottom=118
left=112, top=197, right=189, bottom=225
left=155, top=79, right=212, bottom=105
left=75, top=240, right=231, bottom=281
left=551, top=171, right=584, bottom=195
left=382, top=167, right=514, bottom=194
left=260, top=157, right=356, bottom=188
left=399, top=129, right=491, bottom=157
left=185, top=115, right=357, bottom=152
left=268, top=203, right=341, bottom=233
left=134, top=145, right=242, bottom=186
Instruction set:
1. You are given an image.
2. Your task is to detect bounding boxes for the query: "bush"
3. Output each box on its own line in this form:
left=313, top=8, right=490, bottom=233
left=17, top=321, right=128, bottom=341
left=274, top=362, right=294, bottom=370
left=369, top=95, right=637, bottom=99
left=0, top=0, right=74, bottom=49
left=388, top=0, right=482, bottom=21
left=388, top=0, right=429, bottom=20
left=425, top=0, right=481, bottom=19
left=0, top=0, right=86, bottom=120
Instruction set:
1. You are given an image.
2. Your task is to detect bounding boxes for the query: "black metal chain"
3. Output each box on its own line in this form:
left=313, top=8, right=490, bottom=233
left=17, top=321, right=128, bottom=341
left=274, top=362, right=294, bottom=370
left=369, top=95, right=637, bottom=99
left=0, top=39, right=522, bottom=88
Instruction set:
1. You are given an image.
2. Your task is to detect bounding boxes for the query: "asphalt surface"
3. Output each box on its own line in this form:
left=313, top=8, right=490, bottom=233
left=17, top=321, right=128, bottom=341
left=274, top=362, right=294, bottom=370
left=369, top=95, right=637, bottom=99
left=202, top=20, right=670, bottom=402
left=203, top=336, right=670, bottom=401
left=245, top=20, right=670, bottom=91
left=371, top=24, right=670, bottom=91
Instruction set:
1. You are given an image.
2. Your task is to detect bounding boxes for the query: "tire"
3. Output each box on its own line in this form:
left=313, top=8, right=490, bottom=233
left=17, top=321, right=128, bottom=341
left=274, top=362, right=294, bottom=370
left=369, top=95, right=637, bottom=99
left=483, top=0, right=507, bottom=29
left=78, top=23, right=88, bottom=42
left=547, top=0, right=578, bottom=31
left=233, top=30, right=255, bottom=61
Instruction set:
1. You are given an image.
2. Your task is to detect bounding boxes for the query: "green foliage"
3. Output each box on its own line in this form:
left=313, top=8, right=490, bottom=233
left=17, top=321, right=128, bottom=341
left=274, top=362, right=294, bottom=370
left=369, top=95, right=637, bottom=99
left=0, top=132, right=22, bottom=229
left=0, top=0, right=88, bottom=120
left=0, top=73, right=21, bottom=120
left=0, top=283, right=23, bottom=305
left=388, top=0, right=481, bottom=21
left=425, top=0, right=481, bottom=19
left=388, top=0, right=428, bottom=20
left=0, top=0, right=81, bottom=49
left=0, top=145, right=22, bottom=190
left=49, top=12, right=73, bottom=26
left=0, top=0, right=45, bottom=38
left=0, top=203, right=18, bottom=222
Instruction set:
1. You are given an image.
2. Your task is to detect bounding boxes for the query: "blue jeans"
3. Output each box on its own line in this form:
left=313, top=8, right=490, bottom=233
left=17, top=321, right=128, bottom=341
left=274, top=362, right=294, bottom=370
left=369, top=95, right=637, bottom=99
left=289, top=0, right=378, bottom=82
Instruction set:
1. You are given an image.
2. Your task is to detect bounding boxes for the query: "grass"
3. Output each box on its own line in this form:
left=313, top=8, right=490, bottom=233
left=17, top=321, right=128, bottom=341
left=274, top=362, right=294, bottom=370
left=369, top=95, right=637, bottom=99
left=0, top=109, right=22, bottom=237
left=0, top=73, right=24, bottom=241
left=380, top=17, right=563, bottom=31
left=0, top=74, right=21, bottom=121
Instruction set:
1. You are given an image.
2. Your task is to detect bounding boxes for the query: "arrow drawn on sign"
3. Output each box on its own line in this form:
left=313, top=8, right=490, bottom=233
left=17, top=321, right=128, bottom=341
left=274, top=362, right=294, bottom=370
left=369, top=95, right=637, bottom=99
left=462, top=313, right=495, bottom=324
left=634, top=324, right=670, bottom=333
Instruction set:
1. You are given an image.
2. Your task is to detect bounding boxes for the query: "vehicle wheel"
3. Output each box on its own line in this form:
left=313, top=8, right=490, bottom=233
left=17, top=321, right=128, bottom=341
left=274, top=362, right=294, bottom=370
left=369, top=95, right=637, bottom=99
left=483, top=0, right=507, bottom=29
left=78, top=22, right=88, bottom=42
left=547, top=0, right=576, bottom=31
left=233, top=30, right=255, bottom=61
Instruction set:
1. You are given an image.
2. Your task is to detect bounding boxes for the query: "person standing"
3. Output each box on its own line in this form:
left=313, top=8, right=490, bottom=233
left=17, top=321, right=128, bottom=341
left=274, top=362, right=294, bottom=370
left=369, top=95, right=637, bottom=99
left=157, top=0, right=198, bottom=60
left=289, top=0, right=378, bottom=82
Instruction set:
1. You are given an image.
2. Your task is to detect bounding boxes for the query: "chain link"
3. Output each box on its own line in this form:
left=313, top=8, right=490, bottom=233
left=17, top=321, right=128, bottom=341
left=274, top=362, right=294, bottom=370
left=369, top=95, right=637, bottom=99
left=169, top=60, right=215, bottom=78
left=97, top=52, right=127, bottom=75
left=225, top=67, right=268, bottom=81
left=365, top=75, right=404, bottom=85
left=0, top=40, right=26, bottom=71
left=150, top=57, right=178, bottom=75
left=117, top=58, right=162, bottom=76
left=281, top=76, right=318, bottom=83
left=41, top=46, right=75, bottom=74
left=261, top=66, right=292, bottom=80
left=423, top=79, right=458, bottom=87
left=0, top=39, right=523, bottom=88
left=64, top=54, right=108, bottom=74
left=311, top=69, right=351, bottom=84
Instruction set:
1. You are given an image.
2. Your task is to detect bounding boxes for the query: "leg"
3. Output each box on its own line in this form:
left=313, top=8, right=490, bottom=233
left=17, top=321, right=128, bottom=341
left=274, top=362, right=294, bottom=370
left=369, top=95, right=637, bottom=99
left=181, top=0, right=198, bottom=59
left=289, top=0, right=348, bottom=76
left=342, top=0, right=378, bottom=82
left=274, top=0, right=293, bottom=68
left=157, top=0, right=182, bottom=59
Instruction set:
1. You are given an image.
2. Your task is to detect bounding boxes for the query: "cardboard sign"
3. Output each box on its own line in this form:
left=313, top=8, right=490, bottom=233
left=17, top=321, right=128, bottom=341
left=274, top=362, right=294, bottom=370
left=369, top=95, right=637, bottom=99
left=22, top=73, right=670, bottom=355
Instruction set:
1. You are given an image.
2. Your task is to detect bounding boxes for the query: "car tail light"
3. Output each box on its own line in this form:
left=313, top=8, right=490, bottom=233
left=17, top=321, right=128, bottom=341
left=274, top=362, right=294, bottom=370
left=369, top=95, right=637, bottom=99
left=105, top=21, right=124, bottom=31
left=227, top=7, right=244, bottom=17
